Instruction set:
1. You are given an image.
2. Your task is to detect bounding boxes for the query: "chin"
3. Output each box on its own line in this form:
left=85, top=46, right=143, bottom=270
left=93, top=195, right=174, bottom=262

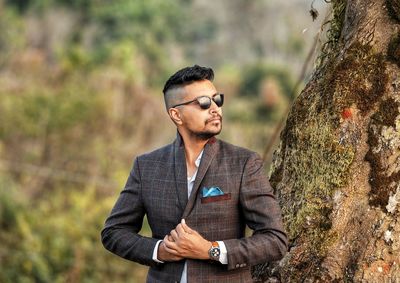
left=195, top=129, right=221, bottom=140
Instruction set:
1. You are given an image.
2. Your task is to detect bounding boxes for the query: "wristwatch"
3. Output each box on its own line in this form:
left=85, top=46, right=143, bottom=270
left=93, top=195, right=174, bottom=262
left=208, top=241, right=220, bottom=261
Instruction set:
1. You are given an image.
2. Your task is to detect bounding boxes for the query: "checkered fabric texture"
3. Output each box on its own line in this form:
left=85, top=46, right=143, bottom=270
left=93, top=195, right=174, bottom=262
left=101, top=134, right=287, bottom=283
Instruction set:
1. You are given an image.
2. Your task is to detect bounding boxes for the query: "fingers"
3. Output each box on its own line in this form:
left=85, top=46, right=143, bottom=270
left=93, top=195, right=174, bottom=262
left=164, top=220, right=199, bottom=257
left=163, top=234, right=175, bottom=246
left=159, top=236, right=184, bottom=262
left=175, top=224, right=187, bottom=237
left=173, top=220, right=194, bottom=238
left=181, top=219, right=194, bottom=234
left=164, top=244, right=179, bottom=255
left=170, top=229, right=179, bottom=241
left=162, top=236, right=179, bottom=255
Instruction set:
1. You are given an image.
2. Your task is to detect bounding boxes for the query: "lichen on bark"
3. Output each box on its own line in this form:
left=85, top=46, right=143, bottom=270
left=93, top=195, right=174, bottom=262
left=266, top=42, right=389, bottom=282
left=253, top=0, right=400, bottom=281
left=367, top=97, right=400, bottom=208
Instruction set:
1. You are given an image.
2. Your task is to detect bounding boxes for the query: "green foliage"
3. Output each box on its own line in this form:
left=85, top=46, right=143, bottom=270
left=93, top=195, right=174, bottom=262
left=87, top=0, right=189, bottom=83
left=0, top=3, right=25, bottom=65
left=0, top=88, right=99, bottom=140
left=239, top=63, right=295, bottom=99
left=0, top=0, right=307, bottom=281
left=0, top=178, right=148, bottom=283
left=0, top=6, right=169, bottom=277
left=285, top=34, right=306, bottom=56
left=3, top=0, right=189, bottom=85
left=229, top=63, right=293, bottom=123
left=5, top=0, right=31, bottom=13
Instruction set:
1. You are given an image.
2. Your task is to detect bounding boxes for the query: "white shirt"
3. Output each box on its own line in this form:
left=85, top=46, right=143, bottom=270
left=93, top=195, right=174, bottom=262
left=152, top=150, right=228, bottom=282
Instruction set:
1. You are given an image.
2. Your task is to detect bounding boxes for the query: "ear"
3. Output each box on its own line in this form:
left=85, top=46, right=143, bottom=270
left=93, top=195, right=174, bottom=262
left=168, top=108, right=183, bottom=125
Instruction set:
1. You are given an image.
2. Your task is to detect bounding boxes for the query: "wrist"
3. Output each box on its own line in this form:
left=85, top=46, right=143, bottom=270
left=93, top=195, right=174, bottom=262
left=157, top=241, right=168, bottom=261
left=201, top=241, right=212, bottom=259
left=153, top=240, right=164, bottom=263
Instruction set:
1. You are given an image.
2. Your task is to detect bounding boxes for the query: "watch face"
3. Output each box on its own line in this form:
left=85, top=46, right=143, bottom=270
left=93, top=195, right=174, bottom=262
left=210, top=247, right=220, bottom=258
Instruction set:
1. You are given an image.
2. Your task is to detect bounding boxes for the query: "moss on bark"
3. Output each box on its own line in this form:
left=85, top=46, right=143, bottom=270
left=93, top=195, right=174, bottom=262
left=268, top=42, right=388, bottom=281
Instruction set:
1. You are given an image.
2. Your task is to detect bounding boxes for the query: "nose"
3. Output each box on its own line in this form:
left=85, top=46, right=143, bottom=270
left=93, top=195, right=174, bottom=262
left=209, top=100, right=221, bottom=114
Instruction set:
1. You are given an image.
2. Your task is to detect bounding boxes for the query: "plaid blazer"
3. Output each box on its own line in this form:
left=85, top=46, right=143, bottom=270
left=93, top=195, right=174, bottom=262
left=101, top=134, right=287, bottom=283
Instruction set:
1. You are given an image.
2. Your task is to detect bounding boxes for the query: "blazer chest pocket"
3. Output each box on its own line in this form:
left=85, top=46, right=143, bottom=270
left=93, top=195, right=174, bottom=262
left=201, top=193, right=231, bottom=204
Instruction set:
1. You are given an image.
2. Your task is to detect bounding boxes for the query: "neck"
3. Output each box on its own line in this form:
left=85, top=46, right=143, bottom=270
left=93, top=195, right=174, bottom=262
left=184, top=138, right=208, bottom=166
left=178, top=130, right=209, bottom=165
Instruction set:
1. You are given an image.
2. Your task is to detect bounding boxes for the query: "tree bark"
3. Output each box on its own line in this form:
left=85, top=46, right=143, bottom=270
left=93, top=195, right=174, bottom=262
left=253, top=0, right=400, bottom=281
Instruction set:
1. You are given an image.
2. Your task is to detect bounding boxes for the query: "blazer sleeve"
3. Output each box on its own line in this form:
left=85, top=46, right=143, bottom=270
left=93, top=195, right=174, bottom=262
left=223, top=153, right=288, bottom=270
left=101, top=157, right=159, bottom=267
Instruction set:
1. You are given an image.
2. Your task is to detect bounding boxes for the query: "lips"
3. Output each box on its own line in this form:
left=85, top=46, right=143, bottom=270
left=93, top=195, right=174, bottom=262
left=207, top=116, right=222, bottom=123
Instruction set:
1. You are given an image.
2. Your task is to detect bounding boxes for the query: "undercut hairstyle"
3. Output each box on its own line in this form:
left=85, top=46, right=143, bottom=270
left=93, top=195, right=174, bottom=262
left=163, top=65, right=214, bottom=110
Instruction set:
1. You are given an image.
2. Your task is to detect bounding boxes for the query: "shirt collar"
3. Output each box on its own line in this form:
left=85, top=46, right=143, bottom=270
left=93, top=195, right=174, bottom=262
left=195, top=150, right=204, bottom=168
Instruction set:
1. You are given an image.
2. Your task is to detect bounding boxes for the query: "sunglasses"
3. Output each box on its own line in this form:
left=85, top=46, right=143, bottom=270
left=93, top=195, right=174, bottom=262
left=171, top=93, right=224, bottom=110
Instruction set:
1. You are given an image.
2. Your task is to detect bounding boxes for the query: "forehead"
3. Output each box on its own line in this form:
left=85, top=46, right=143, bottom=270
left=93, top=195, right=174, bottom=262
left=182, top=80, right=217, bottom=99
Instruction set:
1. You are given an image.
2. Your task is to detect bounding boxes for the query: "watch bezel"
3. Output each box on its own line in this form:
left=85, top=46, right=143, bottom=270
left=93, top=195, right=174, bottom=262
left=208, top=242, right=221, bottom=261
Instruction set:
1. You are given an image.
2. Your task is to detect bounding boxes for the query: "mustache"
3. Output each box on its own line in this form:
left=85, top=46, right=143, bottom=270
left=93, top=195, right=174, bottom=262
left=206, top=114, right=222, bottom=123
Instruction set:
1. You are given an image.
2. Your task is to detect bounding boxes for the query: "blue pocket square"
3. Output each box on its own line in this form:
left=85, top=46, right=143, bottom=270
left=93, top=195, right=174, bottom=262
left=202, top=186, right=224, bottom=197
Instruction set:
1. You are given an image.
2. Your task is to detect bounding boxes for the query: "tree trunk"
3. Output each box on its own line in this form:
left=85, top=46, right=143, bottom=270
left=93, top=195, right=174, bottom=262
left=253, top=0, right=400, bottom=281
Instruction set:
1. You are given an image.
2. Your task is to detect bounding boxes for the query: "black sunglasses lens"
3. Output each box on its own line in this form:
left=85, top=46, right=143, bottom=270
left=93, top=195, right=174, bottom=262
left=196, top=97, right=211, bottom=109
left=213, top=94, right=224, bottom=107
left=199, top=100, right=211, bottom=109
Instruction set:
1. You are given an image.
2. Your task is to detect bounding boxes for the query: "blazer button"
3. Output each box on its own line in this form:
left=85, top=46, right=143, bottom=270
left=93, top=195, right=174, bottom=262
left=236, top=264, right=240, bottom=268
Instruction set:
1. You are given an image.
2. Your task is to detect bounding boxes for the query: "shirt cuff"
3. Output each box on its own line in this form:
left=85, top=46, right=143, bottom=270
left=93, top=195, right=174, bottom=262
left=217, top=241, right=228, bottom=264
left=152, top=240, right=164, bottom=263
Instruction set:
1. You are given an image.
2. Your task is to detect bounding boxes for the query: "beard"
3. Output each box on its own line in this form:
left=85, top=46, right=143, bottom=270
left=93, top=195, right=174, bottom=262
left=189, top=115, right=222, bottom=141
left=192, top=130, right=221, bottom=140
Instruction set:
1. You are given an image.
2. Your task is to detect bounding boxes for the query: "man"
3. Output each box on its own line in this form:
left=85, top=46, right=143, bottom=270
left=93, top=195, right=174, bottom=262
left=101, top=65, right=287, bottom=283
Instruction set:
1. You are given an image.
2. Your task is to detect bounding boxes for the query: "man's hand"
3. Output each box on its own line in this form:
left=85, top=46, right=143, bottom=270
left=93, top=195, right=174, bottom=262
left=157, top=235, right=184, bottom=262
left=163, top=219, right=212, bottom=260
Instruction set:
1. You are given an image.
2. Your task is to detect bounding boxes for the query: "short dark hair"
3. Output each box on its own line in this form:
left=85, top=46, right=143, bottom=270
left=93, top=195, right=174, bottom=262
left=163, top=65, right=214, bottom=95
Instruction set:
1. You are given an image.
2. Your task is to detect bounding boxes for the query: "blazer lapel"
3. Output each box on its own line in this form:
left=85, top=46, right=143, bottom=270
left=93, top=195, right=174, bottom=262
left=174, top=133, right=189, bottom=211
left=183, top=137, right=219, bottom=218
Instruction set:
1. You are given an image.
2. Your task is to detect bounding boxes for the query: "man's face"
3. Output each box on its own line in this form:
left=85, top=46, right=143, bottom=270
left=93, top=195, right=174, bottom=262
left=172, top=80, right=223, bottom=140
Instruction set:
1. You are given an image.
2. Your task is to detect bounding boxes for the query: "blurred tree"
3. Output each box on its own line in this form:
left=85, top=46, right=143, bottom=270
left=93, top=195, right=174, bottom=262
left=0, top=179, right=149, bottom=282
left=254, top=0, right=400, bottom=281
left=5, top=0, right=30, bottom=13
left=3, top=0, right=190, bottom=84
left=0, top=2, right=25, bottom=66
left=239, top=63, right=295, bottom=99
